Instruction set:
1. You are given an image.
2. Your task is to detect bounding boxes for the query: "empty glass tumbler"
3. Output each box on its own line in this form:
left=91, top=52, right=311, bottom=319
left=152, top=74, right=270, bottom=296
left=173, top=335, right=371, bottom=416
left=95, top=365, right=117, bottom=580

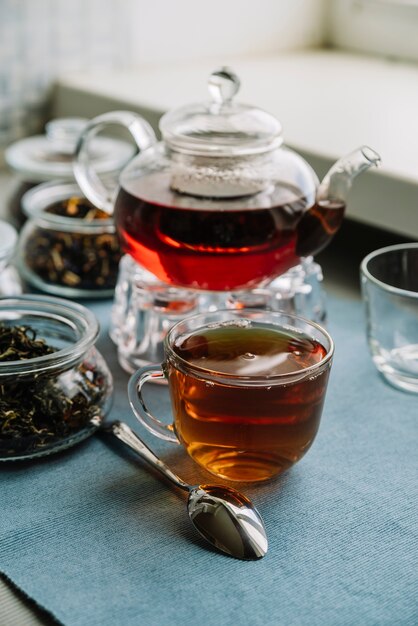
left=361, top=243, right=418, bottom=393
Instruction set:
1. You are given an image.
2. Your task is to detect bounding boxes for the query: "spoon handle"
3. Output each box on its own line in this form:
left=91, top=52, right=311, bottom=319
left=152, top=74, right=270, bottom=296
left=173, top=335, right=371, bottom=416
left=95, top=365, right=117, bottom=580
left=104, top=421, right=191, bottom=493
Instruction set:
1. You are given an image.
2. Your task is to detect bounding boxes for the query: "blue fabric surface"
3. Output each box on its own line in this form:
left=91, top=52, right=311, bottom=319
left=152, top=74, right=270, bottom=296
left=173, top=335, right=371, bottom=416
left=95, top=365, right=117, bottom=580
left=1, top=296, right=417, bottom=626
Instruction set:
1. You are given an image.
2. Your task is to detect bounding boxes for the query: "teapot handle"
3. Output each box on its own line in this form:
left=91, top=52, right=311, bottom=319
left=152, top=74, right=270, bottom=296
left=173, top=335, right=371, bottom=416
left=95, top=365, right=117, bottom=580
left=73, top=111, right=157, bottom=214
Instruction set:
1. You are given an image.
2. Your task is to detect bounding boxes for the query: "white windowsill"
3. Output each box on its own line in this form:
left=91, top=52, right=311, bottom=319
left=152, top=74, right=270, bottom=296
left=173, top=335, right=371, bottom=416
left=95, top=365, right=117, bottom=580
left=54, top=50, right=418, bottom=238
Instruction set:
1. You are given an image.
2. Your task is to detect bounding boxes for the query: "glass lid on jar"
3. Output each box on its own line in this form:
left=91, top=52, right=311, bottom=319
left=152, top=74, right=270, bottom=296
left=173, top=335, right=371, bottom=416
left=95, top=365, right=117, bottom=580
left=160, top=67, right=282, bottom=157
left=5, top=117, right=134, bottom=182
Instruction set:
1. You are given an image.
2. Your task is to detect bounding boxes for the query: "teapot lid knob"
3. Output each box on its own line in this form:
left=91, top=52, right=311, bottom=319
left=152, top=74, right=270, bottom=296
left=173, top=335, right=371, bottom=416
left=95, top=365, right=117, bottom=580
left=208, top=67, right=240, bottom=104
left=160, top=66, right=282, bottom=156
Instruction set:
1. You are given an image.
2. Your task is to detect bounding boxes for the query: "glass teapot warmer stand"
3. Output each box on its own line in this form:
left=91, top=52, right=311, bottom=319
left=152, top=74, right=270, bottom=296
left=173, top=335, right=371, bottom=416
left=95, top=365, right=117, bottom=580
left=111, top=254, right=326, bottom=374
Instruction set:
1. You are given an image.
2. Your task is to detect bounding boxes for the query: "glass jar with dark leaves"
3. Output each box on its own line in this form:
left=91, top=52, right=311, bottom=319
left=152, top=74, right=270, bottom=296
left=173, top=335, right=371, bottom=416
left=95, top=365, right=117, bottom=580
left=18, top=181, right=122, bottom=298
left=0, top=295, right=113, bottom=460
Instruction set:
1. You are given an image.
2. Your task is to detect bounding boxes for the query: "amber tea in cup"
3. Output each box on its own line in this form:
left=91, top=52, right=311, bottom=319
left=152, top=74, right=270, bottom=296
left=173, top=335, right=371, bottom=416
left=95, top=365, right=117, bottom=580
left=128, top=310, right=334, bottom=482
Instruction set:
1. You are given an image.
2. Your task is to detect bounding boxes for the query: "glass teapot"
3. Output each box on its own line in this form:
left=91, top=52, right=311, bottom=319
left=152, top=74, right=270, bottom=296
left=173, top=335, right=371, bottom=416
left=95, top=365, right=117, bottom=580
left=74, top=67, right=380, bottom=291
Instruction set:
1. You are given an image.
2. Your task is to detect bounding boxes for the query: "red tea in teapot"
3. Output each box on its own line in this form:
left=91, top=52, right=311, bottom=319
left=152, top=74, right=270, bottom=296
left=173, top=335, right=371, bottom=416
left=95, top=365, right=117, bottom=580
left=114, top=171, right=344, bottom=291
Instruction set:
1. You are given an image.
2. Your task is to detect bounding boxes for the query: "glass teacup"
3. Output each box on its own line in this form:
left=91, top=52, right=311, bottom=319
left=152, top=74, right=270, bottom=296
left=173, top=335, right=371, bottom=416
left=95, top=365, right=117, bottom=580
left=128, top=309, right=334, bottom=482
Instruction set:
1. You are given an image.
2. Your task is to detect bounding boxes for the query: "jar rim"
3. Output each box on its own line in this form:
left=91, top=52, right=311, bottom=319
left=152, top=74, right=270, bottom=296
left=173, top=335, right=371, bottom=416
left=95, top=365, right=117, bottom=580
left=0, top=295, right=99, bottom=377
left=22, top=181, right=115, bottom=232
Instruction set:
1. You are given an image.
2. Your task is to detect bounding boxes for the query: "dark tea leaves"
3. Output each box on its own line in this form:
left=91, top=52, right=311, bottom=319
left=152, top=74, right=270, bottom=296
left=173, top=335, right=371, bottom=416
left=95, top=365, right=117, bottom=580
left=0, top=325, right=103, bottom=457
left=0, top=324, right=54, bottom=361
left=24, top=196, right=121, bottom=291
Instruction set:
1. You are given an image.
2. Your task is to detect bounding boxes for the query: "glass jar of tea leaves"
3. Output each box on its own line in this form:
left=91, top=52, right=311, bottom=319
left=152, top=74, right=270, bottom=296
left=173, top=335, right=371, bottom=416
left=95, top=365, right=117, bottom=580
left=0, top=295, right=113, bottom=460
left=18, top=181, right=122, bottom=298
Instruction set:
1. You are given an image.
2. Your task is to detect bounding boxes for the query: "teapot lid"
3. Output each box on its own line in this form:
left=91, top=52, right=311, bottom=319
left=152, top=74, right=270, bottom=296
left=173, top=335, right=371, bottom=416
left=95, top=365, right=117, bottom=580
left=160, top=67, right=282, bottom=157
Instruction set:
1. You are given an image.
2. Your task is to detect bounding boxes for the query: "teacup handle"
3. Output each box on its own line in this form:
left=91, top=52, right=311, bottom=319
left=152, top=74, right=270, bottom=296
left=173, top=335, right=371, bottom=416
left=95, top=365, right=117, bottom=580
left=128, top=366, right=179, bottom=444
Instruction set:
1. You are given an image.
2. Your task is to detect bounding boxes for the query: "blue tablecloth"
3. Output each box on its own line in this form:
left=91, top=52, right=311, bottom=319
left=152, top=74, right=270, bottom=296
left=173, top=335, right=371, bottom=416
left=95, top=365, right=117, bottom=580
left=1, top=296, right=417, bottom=626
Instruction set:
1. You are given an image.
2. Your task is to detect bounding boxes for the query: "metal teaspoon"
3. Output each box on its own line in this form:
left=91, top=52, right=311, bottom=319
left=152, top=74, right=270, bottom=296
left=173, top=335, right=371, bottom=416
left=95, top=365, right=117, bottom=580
left=104, top=420, right=268, bottom=560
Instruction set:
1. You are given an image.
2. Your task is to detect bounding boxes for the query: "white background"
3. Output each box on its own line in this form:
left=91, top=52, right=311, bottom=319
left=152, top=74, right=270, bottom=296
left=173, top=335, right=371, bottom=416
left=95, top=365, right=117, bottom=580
left=328, top=0, right=418, bottom=63
left=128, top=0, right=325, bottom=64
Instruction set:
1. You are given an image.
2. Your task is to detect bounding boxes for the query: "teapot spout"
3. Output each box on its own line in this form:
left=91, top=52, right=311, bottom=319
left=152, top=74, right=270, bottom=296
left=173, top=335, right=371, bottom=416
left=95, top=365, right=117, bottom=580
left=295, top=147, right=380, bottom=259
left=317, top=146, right=381, bottom=204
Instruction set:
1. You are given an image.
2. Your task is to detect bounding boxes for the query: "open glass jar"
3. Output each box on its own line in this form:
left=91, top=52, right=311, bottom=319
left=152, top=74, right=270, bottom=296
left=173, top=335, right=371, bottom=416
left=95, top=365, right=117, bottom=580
left=17, top=181, right=122, bottom=298
left=0, top=295, right=113, bottom=460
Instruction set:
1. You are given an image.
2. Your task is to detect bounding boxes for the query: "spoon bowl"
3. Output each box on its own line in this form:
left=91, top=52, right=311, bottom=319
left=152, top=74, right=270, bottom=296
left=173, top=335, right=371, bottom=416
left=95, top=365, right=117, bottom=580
left=188, top=484, right=268, bottom=560
left=104, top=421, right=268, bottom=560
